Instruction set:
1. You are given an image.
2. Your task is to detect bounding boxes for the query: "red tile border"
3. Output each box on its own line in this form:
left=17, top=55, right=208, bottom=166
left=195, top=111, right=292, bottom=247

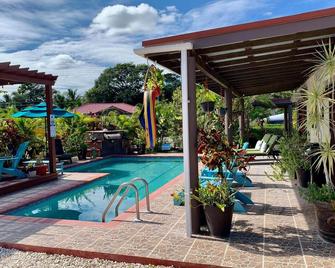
left=0, top=242, right=225, bottom=268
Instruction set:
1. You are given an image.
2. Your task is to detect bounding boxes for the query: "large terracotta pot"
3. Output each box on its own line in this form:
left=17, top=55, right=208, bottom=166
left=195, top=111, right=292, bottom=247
left=314, top=201, right=335, bottom=243
left=203, top=204, right=234, bottom=238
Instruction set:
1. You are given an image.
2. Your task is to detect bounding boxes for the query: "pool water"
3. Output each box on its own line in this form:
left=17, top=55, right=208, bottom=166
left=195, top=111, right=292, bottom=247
left=9, top=157, right=183, bottom=222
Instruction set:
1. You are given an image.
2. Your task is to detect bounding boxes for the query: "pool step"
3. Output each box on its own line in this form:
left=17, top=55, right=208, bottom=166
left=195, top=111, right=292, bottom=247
left=102, top=177, right=151, bottom=223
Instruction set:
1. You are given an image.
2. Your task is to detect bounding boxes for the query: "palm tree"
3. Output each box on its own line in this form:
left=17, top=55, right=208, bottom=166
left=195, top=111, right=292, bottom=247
left=65, top=89, right=82, bottom=110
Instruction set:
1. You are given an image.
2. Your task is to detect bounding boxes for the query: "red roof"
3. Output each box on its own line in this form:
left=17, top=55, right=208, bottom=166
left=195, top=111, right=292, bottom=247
left=75, top=103, right=136, bottom=114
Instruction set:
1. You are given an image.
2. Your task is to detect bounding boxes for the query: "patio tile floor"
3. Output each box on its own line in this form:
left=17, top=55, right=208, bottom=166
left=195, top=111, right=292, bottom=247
left=0, top=158, right=334, bottom=267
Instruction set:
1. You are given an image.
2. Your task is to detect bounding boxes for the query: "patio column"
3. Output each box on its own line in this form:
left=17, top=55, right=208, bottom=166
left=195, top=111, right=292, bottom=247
left=45, top=84, right=57, bottom=174
left=239, top=97, right=245, bottom=142
left=181, top=49, right=200, bottom=237
left=225, top=88, right=233, bottom=144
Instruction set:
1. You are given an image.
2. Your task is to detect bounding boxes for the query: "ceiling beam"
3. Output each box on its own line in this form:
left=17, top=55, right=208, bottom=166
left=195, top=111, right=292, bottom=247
left=196, top=27, right=335, bottom=54
left=194, top=54, right=241, bottom=97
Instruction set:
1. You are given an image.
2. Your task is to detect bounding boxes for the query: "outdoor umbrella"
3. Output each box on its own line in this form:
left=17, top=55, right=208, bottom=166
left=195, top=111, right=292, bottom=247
left=11, top=102, right=77, bottom=153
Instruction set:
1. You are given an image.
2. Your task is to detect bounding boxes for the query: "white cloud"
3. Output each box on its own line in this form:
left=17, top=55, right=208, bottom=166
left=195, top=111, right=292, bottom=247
left=0, top=0, right=278, bottom=95
left=89, top=3, right=180, bottom=36
left=184, top=0, right=267, bottom=31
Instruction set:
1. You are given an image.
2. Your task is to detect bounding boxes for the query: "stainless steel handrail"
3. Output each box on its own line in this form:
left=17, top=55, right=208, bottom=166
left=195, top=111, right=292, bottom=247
left=102, top=182, right=140, bottom=222
left=129, top=177, right=151, bottom=213
left=114, top=177, right=151, bottom=218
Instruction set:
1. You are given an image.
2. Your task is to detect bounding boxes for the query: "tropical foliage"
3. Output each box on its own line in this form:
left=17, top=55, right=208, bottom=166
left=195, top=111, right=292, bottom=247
left=296, top=40, right=335, bottom=189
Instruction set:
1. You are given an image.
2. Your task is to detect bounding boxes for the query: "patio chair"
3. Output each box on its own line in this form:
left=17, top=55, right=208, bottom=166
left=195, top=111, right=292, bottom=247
left=244, top=135, right=279, bottom=158
left=55, top=139, right=73, bottom=164
left=201, top=167, right=253, bottom=187
left=0, top=141, right=29, bottom=179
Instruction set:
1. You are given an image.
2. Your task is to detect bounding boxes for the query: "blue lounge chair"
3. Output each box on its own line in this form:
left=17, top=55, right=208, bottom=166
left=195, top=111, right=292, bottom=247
left=201, top=167, right=253, bottom=187
left=0, top=141, right=29, bottom=179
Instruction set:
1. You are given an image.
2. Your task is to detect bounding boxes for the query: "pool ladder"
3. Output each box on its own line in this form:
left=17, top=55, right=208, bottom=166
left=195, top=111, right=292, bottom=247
left=102, top=177, right=151, bottom=222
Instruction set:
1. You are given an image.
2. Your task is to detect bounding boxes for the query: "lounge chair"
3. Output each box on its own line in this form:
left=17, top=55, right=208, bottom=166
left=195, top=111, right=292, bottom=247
left=244, top=135, right=279, bottom=158
left=0, top=141, right=29, bottom=179
left=55, top=139, right=73, bottom=164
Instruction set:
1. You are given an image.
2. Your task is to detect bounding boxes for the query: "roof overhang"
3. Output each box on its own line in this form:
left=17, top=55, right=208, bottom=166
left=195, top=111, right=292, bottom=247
left=0, top=62, right=57, bottom=86
left=134, top=7, right=335, bottom=96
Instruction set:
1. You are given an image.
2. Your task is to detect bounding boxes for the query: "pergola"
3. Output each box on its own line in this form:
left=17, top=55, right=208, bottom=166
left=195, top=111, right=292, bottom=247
left=134, top=7, right=335, bottom=237
left=0, top=62, right=58, bottom=176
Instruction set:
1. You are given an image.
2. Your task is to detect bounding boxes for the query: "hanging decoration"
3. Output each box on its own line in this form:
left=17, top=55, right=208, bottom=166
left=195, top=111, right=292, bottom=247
left=139, top=65, right=163, bottom=149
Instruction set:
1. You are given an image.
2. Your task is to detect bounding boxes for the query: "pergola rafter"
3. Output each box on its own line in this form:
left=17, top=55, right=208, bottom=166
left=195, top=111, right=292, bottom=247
left=0, top=62, right=58, bottom=176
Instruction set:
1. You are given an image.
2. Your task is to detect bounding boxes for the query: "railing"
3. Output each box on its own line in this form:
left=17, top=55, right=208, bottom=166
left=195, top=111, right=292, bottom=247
left=101, top=177, right=151, bottom=223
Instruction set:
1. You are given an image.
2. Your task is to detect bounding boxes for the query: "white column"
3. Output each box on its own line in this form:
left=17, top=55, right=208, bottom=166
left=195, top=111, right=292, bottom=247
left=181, top=49, right=199, bottom=237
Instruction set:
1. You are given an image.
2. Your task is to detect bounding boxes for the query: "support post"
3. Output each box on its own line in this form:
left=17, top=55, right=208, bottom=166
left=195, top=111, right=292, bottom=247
left=284, top=107, right=288, bottom=133
left=287, top=104, right=293, bottom=134
left=181, top=49, right=200, bottom=237
left=225, top=88, right=233, bottom=144
left=239, top=98, right=245, bottom=143
left=45, top=84, right=56, bottom=174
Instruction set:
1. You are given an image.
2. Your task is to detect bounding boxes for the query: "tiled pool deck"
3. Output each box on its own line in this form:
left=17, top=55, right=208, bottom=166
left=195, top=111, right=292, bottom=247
left=0, top=158, right=334, bottom=267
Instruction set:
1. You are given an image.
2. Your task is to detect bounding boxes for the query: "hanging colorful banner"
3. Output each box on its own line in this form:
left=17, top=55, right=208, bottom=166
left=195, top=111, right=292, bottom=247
left=139, top=65, right=162, bottom=149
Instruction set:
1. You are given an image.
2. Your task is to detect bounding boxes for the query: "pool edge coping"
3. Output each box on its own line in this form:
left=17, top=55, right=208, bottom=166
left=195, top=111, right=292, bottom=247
left=0, top=157, right=184, bottom=229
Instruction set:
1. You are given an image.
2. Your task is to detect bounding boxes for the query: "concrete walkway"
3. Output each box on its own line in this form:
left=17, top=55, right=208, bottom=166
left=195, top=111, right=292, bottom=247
left=0, top=160, right=334, bottom=267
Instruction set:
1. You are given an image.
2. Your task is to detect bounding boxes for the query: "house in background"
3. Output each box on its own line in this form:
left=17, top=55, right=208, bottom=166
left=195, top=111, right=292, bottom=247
left=75, top=103, right=136, bottom=116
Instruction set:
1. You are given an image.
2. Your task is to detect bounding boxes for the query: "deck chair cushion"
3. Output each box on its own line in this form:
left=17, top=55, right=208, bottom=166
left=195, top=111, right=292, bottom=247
left=260, top=142, right=268, bottom=153
left=255, top=140, right=262, bottom=150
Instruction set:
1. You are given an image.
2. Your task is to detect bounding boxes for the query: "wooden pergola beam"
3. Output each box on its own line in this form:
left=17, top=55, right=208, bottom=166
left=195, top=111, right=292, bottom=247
left=194, top=54, right=241, bottom=96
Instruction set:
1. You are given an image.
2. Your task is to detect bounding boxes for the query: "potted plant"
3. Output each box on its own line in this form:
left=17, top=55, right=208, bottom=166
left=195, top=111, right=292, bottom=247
left=35, top=153, right=48, bottom=176
left=217, top=102, right=227, bottom=117
left=296, top=41, right=335, bottom=243
left=192, top=128, right=248, bottom=237
left=79, top=143, right=88, bottom=160
left=26, top=163, right=36, bottom=177
left=171, top=188, right=185, bottom=206
left=198, top=84, right=217, bottom=112
left=277, top=131, right=310, bottom=187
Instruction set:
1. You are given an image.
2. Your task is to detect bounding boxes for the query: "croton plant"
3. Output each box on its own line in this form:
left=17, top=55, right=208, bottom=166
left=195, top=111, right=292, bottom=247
left=198, top=128, right=253, bottom=181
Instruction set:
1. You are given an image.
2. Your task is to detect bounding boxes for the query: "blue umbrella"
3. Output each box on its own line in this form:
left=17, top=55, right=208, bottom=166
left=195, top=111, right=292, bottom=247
left=11, top=102, right=77, bottom=154
left=12, top=102, right=76, bottom=118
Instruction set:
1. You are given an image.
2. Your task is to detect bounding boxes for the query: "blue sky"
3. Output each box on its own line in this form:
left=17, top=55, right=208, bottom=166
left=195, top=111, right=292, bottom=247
left=0, top=0, right=334, bottom=93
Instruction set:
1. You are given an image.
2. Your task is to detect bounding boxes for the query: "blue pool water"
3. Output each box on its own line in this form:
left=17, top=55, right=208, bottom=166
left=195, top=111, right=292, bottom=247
left=9, top=157, right=183, bottom=222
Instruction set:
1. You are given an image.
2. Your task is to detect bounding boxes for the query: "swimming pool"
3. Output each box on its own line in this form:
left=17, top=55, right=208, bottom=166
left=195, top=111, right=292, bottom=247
left=9, top=157, right=183, bottom=222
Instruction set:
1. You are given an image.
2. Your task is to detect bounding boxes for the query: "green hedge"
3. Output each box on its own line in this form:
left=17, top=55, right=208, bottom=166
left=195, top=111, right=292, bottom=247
left=248, top=125, right=284, bottom=146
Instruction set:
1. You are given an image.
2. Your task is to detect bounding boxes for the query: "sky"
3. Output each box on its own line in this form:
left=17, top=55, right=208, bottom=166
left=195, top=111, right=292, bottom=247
left=0, top=0, right=334, bottom=94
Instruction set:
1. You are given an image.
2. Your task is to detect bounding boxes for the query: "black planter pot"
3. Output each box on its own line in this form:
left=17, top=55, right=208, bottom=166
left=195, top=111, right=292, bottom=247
left=201, top=101, right=215, bottom=112
left=315, top=201, right=335, bottom=243
left=218, top=107, right=227, bottom=117
left=296, top=168, right=310, bottom=188
left=204, top=204, right=233, bottom=238
left=307, top=143, right=326, bottom=186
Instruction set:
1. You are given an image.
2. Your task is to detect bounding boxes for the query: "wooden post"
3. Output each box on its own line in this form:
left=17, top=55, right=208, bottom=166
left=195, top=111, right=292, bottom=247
left=225, top=88, right=233, bottom=144
left=239, top=98, right=245, bottom=142
left=284, top=107, right=288, bottom=133
left=45, top=84, right=56, bottom=174
left=181, top=49, right=200, bottom=237
left=287, top=104, right=293, bottom=133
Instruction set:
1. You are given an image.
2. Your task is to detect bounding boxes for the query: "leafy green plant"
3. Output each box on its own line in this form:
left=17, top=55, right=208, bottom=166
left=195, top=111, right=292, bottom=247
left=300, top=183, right=335, bottom=204
left=296, top=40, right=335, bottom=189
left=192, top=181, right=235, bottom=211
left=192, top=128, right=251, bottom=211
left=277, top=131, right=310, bottom=179
left=197, top=84, right=218, bottom=103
